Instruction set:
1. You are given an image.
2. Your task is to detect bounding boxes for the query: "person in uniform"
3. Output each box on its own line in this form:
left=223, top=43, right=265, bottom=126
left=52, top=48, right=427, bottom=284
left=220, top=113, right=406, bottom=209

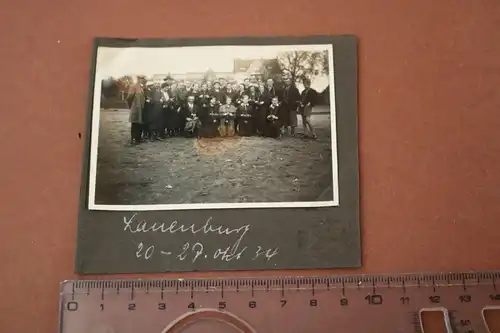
left=299, top=78, right=318, bottom=139
left=126, top=76, right=146, bottom=144
left=281, top=78, right=301, bottom=136
left=255, top=83, right=268, bottom=135
left=200, top=96, right=220, bottom=138
left=236, top=95, right=255, bottom=136
left=218, top=96, right=237, bottom=137
left=146, top=80, right=168, bottom=140
left=181, top=95, right=202, bottom=138
left=264, top=96, right=281, bottom=138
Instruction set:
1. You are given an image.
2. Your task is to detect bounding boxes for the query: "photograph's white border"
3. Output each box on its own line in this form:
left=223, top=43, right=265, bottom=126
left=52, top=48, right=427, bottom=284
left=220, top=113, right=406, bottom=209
left=87, top=44, right=339, bottom=211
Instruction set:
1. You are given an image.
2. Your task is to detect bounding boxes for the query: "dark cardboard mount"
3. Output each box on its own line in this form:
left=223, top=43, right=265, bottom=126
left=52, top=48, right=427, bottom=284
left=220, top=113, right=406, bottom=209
left=75, top=35, right=360, bottom=274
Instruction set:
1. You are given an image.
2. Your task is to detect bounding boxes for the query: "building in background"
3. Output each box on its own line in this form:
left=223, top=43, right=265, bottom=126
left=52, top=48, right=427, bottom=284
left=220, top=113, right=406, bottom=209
left=233, top=58, right=281, bottom=83
left=142, top=58, right=282, bottom=85
left=152, top=72, right=233, bottom=83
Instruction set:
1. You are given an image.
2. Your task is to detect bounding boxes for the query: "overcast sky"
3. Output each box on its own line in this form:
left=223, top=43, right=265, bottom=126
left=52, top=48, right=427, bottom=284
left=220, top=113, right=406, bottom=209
left=96, top=44, right=331, bottom=78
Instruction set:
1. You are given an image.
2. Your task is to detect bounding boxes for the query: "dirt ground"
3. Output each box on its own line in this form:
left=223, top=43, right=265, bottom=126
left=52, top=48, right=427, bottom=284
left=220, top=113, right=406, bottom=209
left=94, top=107, right=334, bottom=206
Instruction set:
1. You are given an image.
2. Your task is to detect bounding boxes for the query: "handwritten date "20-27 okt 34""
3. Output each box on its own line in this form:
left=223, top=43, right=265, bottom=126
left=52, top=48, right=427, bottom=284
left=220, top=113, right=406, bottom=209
left=136, top=241, right=279, bottom=264
left=123, top=213, right=279, bottom=264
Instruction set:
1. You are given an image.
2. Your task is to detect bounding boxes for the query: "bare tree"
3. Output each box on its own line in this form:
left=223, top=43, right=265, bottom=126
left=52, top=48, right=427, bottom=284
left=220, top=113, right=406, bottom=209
left=101, top=77, right=120, bottom=98
left=276, top=51, right=325, bottom=83
left=321, top=50, right=329, bottom=74
left=116, top=75, right=134, bottom=92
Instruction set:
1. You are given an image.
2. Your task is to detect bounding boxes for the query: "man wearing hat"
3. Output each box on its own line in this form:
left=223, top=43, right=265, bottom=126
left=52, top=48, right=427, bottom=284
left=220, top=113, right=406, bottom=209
left=126, top=75, right=147, bottom=144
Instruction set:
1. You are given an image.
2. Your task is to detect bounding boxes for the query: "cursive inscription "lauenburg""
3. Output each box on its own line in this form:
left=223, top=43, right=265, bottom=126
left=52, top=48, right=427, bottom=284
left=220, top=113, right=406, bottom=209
left=124, top=213, right=279, bottom=263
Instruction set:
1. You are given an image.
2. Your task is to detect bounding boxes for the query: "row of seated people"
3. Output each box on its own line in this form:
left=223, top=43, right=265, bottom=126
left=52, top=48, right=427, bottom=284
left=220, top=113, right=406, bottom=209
left=143, top=94, right=283, bottom=139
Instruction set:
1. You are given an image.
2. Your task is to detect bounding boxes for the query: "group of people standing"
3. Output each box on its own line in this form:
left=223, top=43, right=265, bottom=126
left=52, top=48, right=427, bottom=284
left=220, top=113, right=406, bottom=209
left=125, top=75, right=319, bottom=144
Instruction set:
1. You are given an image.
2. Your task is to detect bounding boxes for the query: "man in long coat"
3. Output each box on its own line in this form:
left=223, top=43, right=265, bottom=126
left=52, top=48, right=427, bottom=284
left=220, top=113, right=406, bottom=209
left=281, top=77, right=301, bottom=136
left=126, top=76, right=146, bottom=144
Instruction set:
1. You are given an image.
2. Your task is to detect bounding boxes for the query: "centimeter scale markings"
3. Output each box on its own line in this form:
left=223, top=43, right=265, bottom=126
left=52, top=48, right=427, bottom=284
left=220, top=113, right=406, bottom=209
left=59, top=272, right=500, bottom=333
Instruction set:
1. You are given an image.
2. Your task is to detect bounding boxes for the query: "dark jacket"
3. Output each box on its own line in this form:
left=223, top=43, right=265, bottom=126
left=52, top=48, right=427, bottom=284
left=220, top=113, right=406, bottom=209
left=259, top=88, right=272, bottom=106
left=211, top=89, right=225, bottom=104
left=190, top=90, right=201, bottom=105
left=175, top=89, right=188, bottom=105
left=282, top=84, right=301, bottom=109
left=300, top=87, right=318, bottom=107
left=207, top=103, right=220, bottom=116
left=234, top=91, right=245, bottom=105
left=247, top=91, right=259, bottom=105
left=265, top=85, right=279, bottom=99
left=199, top=103, right=220, bottom=124
left=267, top=103, right=280, bottom=117
left=223, top=89, right=237, bottom=103
left=181, top=102, right=201, bottom=120
left=197, top=90, right=212, bottom=107
left=236, top=103, right=254, bottom=118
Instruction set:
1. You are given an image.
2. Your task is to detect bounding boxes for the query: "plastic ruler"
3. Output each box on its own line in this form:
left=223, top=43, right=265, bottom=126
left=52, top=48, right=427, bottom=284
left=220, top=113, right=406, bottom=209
left=59, top=271, right=500, bottom=333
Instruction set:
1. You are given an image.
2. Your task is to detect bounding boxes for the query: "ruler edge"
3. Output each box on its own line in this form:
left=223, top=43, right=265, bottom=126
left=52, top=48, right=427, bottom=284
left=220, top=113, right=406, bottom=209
left=60, top=270, right=500, bottom=290
left=59, top=271, right=500, bottom=333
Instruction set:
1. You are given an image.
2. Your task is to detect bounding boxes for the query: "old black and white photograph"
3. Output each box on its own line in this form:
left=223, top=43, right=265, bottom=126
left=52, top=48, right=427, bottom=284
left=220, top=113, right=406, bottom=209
left=88, top=43, right=338, bottom=211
